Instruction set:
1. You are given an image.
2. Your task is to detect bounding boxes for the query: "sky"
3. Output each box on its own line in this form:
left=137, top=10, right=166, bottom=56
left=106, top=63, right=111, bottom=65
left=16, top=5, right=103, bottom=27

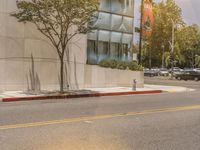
left=175, top=0, right=200, bottom=25
left=154, top=0, right=200, bottom=25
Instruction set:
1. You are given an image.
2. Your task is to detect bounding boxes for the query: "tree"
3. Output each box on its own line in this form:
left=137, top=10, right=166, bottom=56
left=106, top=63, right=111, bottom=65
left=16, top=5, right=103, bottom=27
left=176, top=24, right=200, bottom=68
left=11, top=0, right=98, bottom=92
left=195, top=55, right=200, bottom=68
left=145, top=0, right=184, bottom=67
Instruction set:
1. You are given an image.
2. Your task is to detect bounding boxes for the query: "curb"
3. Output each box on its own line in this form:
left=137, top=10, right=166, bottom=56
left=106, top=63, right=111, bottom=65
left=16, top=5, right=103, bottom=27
left=2, top=90, right=162, bottom=102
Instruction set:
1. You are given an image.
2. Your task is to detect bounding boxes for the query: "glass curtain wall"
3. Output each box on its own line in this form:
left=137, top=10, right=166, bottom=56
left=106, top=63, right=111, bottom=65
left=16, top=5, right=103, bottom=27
left=87, top=0, right=134, bottom=64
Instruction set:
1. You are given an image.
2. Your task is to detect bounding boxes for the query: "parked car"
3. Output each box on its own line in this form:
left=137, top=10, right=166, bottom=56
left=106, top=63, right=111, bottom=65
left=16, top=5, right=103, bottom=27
left=194, top=68, right=200, bottom=72
left=169, top=67, right=183, bottom=75
left=144, top=69, right=159, bottom=77
left=175, top=70, right=200, bottom=81
left=173, top=67, right=183, bottom=71
left=159, top=68, right=169, bottom=76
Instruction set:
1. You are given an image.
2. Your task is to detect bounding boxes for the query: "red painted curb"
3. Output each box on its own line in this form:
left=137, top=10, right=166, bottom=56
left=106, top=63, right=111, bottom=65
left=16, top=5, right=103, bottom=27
left=2, top=90, right=162, bottom=102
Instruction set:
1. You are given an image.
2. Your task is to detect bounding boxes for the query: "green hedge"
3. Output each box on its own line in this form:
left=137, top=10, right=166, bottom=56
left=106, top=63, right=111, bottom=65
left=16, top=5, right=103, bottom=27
left=99, top=59, right=143, bottom=71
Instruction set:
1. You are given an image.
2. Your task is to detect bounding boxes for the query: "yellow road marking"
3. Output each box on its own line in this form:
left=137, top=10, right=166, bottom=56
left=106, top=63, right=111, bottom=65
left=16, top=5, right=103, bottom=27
left=1, top=105, right=200, bottom=130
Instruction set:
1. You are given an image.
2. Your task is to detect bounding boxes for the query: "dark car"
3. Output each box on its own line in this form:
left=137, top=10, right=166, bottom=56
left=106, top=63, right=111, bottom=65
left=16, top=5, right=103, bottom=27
left=175, top=70, right=200, bottom=81
left=144, top=69, right=159, bottom=77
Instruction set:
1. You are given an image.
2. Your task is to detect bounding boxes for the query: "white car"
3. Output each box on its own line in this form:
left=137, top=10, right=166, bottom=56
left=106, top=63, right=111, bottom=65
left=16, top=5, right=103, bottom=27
left=159, top=68, right=169, bottom=76
left=194, top=68, right=200, bottom=72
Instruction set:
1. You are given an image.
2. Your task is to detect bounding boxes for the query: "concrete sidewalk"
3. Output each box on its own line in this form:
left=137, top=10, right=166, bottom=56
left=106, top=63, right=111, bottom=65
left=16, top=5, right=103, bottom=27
left=0, top=84, right=195, bottom=102
left=85, top=84, right=195, bottom=93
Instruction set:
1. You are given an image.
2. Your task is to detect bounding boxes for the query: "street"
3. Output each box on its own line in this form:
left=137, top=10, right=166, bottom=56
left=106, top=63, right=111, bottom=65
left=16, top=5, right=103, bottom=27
left=1, top=77, right=200, bottom=150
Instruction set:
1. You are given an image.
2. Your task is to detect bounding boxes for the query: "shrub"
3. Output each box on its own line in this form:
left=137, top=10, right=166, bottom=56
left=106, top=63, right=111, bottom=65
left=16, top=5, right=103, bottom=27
left=109, top=59, right=118, bottom=69
left=99, top=59, right=110, bottom=68
left=128, top=61, right=144, bottom=71
left=116, top=61, right=128, bottom=70
left=99, top=59, right=143, bottom=71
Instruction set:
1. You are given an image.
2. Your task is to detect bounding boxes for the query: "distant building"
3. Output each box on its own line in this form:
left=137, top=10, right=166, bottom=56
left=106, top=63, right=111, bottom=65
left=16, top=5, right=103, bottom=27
left=0, top=0, right=143, bottom=91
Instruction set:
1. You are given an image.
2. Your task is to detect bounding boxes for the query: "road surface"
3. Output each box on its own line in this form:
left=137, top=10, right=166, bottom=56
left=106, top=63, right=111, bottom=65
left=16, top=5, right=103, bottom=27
left=0, top=78, right=200, bottom=150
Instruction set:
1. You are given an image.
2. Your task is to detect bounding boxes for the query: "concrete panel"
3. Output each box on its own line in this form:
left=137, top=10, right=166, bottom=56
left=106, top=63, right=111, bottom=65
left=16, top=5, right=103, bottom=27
left=36, top=60, right=59, bottom=90
left=67, top=62, right=85, bottom=89
left=7, top=15, right=25, bottom=38
left=0, top=37, right=6, bottom=58
left=105, top=68, right=119, bottom=87
left=5, top=38, right=24, bottom=58
left=0, top=60, right=5, bottom=91
left=0, top=0, right=7, bottom=13
left=24, top=39, right=58, bottom=59
left=7, top=0, right=18, bottom=13
left=0, top=13, right=7, bottom=37
left=90, top=65, right=106, bottom=87
left=84, top=65, right=144, bottom=88
left=22, top=58, right=60, bottom=91
left=24, top=23, right=48, bottom=41
left=4, top=60, right=25, bottom=89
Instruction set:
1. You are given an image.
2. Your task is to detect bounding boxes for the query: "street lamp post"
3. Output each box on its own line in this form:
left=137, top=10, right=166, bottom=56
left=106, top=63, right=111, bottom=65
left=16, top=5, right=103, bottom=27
left=161, top=44, right=165, bottom=68
left=138, top=0, right=144, bottom=65
left=169, top=19, right=175, bottom=79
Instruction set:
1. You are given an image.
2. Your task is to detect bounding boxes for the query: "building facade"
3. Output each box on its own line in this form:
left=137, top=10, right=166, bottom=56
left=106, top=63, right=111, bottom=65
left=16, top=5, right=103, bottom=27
left=87, top=0, right=135, bottom=64
left=0, top=0, right=143, bottom=91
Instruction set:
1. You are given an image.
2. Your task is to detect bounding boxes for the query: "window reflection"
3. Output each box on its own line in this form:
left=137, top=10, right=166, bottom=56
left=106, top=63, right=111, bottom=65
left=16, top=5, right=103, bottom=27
left=111, top=15, right=123, bottom=31
left=87, top=40, right=98, bottom=64
left=111, top=0, right=134, bottom=16
left=122, top=17, right=133, bottom=33
left=93, top=12, right=111, bottom=30
left=88, top=30, right=97, bottom=40
left=111, top=32, right=122, bottom=43
left=99, top=30, right=110, bottom=42
left=87, top=0, right=134, bottom=64
left=98, top=41, right=109, bottom=61
left=99, top=0, right=111, bottom=12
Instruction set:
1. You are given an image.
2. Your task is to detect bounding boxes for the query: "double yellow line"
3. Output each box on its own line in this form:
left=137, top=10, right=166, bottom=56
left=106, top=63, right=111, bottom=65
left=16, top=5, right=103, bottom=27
left=1, top=105, right=200, bottom=130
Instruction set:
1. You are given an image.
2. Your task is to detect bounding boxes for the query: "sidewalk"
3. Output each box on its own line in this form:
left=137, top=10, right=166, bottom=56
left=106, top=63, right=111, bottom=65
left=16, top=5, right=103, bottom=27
left=0, top=85, right=195, bottom=102
left=85, top=84, right=195, bottom=93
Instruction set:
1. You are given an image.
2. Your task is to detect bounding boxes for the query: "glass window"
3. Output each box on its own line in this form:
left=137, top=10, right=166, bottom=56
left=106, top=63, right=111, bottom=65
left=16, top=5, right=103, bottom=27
left=122, top=17, right=133, bottom=33
left=98, top=30, right=110, bottom=42
left=111, top=0, right=124, bottom=14
left=111, top=0, right=134, bottom=16
left=110, top=43, right=121, bottom=60
left=88, top=30, right=98, bottom=40
left=87, top=0, right=134, bottom=64
left=98, top=41, right=109, bottom=62
left=125, top=0, right=134, bottom=16
left=121, top=43, right=129, bottom=61
left=93, top=12, right=111, bottom=30
left=111, top=15, right=133, bottom=33
left=87, top=40, right=98, bottom=64
left=111, top=32, right=122, bottom=43
left=122, top=33, right=132, bottom=44
left=99, top=0, right=111, bottom=12
left=111, top=14, right=123, bottom=31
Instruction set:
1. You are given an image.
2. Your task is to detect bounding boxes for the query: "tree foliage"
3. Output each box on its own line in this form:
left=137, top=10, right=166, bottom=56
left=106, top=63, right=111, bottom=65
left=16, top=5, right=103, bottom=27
left=143, top=0, right=200, bottom=69
left=176, top=24, right=200, bottom=68
left=12, top=0, right=99, bottom=92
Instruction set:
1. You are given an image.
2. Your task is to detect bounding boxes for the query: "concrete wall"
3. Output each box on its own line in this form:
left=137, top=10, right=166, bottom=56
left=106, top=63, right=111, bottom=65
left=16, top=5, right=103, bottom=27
left=0, top=0, right=144, bottom=91
left=84, top=65, right=144, bottom=88
left=0, top=0, right=87, bottom=91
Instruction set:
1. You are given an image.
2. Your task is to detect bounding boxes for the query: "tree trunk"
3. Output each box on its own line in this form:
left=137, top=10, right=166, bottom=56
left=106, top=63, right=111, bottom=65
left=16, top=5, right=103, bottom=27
left=60, top=57, right=64, bottom=93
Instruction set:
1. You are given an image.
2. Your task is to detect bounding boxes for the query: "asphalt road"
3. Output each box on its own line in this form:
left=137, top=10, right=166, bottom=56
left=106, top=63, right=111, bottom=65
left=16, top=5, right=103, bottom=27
left=145, top=76, right=200, bottom=89
left=1, top=78, right=200, bottom=150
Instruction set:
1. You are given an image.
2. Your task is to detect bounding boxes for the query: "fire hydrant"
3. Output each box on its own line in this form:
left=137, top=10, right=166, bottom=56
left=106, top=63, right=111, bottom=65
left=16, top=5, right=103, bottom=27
left=133, top=79, right=137, bottom=91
